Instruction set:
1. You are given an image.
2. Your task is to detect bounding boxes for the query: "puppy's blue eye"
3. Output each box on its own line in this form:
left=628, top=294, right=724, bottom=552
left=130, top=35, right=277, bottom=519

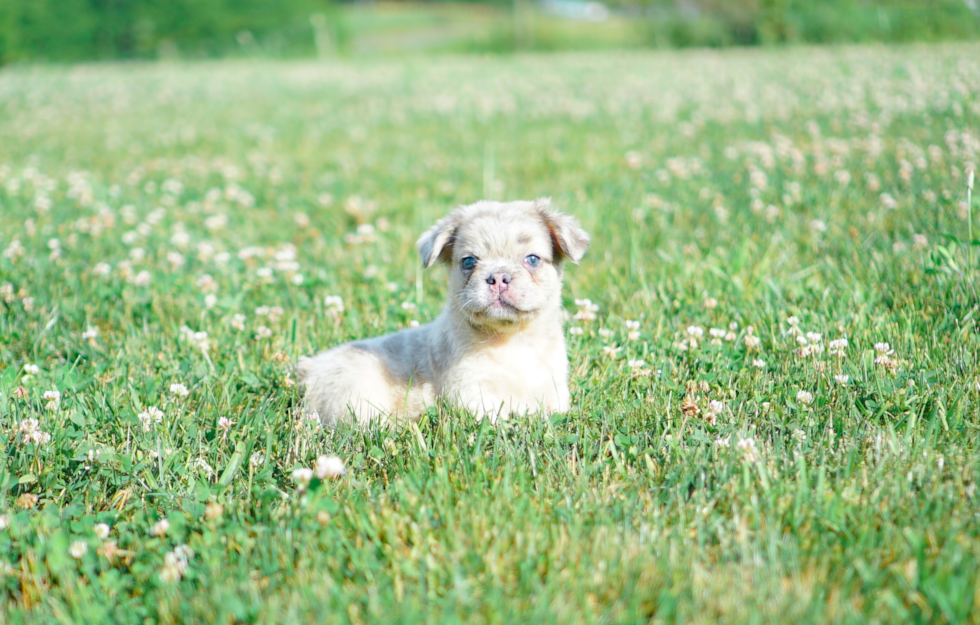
left=524, top=254, right=541, bottom=268
left=460, top=257, right=477, bottom=271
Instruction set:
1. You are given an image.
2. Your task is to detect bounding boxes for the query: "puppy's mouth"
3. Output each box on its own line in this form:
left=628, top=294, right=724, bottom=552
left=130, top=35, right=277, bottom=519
left=488, top=297, right=518, bottom=311
left=464, top=294, right=537, bottom=324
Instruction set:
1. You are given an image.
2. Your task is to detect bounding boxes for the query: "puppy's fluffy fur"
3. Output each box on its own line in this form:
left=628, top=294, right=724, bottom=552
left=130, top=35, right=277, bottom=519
left=298, top=198, right=589, bottom=425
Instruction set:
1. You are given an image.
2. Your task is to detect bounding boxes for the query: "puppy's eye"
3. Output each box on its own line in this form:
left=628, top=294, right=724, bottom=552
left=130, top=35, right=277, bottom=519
left=524, top=254, right=541, bottom=268
left=460, top=257, right=477, bottom=271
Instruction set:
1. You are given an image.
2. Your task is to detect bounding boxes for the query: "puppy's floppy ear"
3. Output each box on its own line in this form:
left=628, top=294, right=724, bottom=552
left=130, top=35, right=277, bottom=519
left=534, top=197, right=590, bottom=264
left=416, top=211, right=459, bottom=269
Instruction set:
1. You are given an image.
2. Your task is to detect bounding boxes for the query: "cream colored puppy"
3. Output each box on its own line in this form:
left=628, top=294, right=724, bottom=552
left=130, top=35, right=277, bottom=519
left=298, top=198, right=589, bottom=426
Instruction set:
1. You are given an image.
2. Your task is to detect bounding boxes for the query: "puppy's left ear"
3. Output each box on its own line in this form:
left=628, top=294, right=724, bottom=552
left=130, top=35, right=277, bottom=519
left=534, top=198, right=590, bottom=264
left=416, top=211, right=458, bottom=269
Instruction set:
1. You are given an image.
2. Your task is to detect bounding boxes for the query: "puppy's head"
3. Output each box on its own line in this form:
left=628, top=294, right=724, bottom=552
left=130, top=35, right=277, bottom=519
left=417, top=198, right=589, bottom=329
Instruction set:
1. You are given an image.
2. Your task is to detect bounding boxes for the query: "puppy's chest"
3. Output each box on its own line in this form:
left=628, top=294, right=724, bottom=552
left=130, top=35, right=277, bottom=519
left=460, top=339, right=564, bottom=396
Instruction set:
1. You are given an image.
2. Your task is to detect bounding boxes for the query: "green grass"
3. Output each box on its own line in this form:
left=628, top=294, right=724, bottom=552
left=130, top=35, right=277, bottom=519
left=1, top=44, right=980, bottom=623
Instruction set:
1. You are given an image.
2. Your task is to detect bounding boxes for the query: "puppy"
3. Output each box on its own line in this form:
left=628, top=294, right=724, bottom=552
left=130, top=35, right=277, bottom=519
left=298, top=198, right=589, bottom=426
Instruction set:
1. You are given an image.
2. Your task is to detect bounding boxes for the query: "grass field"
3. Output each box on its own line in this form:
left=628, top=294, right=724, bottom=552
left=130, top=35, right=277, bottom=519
left=1, top=44, right=980, bottom=623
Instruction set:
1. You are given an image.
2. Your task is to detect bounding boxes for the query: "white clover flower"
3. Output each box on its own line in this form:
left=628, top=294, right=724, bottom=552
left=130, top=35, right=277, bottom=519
left=23, top=364, right=40, bottom=375
left=685, top=325, right=704, bottom=338
left=709, top=328, right=726, bottom=339
left=136, top=407, right=163, bottom=433
left=69, top=541, right=88, bottom=560
left=217, top=417, right=234, bottom=430
left=787, top=316, right=800, bottom=326
left=568, top=327, right=584, bottom=336
left=250, top=452, right=265, bottom=467
left=171, top=231, right=191, bottom=248
left=598, top=328, right=614, bottom=339
left=169, top=383, right=189, bottom=399
left=230, top=314, right=246, bottom=331
left=149, top=519, right=170, bottom=537
left=714, top=437, right=730, bottom=448
left=834, top=374, right=850, bottom=385
left=737, top=437, right=758, bottom=462
left=254, top=325, right=273, bottom=340
left=82, top=326, right=99, bottom=341
left=196, top=274, right=217, bottom=292
left=42, top=389, right=61, bottom=410
left=829, top=338, right=848, bottom=356
left=0, top=514, right=10, bottom=531
left=315, top=455, right=345, bottom=479
left=675, top=337, right=698, bottom=352
left=324, top=295, right=345, bottom=315
left=805, top=332, right=822, bottom=343
left=92, top=262, right=112, bottom=277
left=752, top=359, right=766, bottom=368
left=602, top=345, right=622, bottom=358
left=94, top=523, right=110, bottom=540
left=572, top=298, right=599, bottom=321
left=19, top=418, right=40, bottom=438
left=744, top=335, right=761, bottom=349
left=159, top=555, right=185, bottom=582
left=188, top=331, right=209, bottom=352
left=796, top=390, right=814, bottom=405
left=792, top=429, right=807, bottom=443
left=291, top=467, right=314, bottom=487
left=874, top=342, right=893, bottom=355
left=204, top=214, right=228, bottom=231
left=192, top=457, right=214, bottom=478
left=627, top=359, right=646, bottom=368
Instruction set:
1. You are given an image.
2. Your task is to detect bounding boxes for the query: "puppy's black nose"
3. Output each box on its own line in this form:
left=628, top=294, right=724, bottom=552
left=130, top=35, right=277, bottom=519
left=486, top=273, right=512, bottom=286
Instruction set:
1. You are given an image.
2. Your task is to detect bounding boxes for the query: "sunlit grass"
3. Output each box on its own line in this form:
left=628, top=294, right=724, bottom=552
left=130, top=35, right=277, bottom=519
left=1, top=44, right=979, bottom=622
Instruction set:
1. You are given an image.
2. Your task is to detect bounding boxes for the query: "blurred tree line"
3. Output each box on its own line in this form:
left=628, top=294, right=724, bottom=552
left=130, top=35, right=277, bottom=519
left=634, top=0, right=980, bottom=48
left=0, top=0, right=977, bottom=63
left=0, top=0, right=335, bottom=62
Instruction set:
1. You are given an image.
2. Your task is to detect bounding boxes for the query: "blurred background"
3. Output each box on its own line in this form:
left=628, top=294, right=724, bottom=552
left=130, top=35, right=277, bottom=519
left=1, top=0, right=979, bottom=63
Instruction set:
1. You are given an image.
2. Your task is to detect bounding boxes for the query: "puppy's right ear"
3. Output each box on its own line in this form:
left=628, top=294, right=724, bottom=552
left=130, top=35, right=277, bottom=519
left=416, top=212, right=458, bottom=269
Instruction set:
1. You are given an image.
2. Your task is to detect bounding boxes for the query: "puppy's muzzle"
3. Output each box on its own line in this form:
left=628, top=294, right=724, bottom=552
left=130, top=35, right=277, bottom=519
left=485, top=272, right=512, bottom=296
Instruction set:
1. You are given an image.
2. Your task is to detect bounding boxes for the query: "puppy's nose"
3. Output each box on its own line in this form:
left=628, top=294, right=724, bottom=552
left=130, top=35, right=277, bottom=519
left=485, top=272, right=512, bottom=287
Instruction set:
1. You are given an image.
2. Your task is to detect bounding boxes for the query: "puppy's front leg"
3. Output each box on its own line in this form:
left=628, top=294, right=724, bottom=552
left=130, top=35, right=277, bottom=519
left=448, top=385, right=505, bottom=423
